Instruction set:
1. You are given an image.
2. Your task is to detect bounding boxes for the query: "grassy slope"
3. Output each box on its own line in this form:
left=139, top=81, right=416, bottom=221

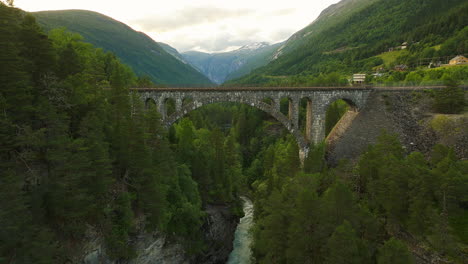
left=272, top=0, right=379, bottom=58
left=34, top=10, right=214, bottom=87
left=229, top=0, right=467, bottom=85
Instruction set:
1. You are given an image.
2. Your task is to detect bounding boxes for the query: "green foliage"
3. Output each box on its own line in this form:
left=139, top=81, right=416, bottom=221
left=0, top=5, right=207, bottom=262
left=251, top=130, right=466, bottom=263
left=104, top=192, right=135, bottom=260
left=173, top=117, right=244, bottom=203
left=303, top=142, right=327, bottom=174
left=326, top=99, right=350, bottom=136
left=433, top=77, right=465, bottom=114
left=377, top=238, right=414, bottom=264
left=325, top=221, right=363, bottom=264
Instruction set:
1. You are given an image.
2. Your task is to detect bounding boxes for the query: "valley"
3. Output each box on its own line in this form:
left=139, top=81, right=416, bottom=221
left=0, top=0, right=467, bottom=263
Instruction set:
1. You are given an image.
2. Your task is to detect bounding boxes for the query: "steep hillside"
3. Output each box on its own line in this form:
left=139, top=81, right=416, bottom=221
left=158, top=42, right=190, bottom=65
left=182, top=42, right=281, bottom=84
left=33, top=10, right=214, bottom=87
left=228, top=0, right=468, bottom=86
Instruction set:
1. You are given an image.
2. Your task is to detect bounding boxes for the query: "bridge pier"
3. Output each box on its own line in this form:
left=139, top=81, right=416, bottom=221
left=288, top=98, right=299, bottom=130
left=305, top=99, right=313, bottom=143
left=175, top=98, right=183, bottom=113
left=311, top=105, right=326, bottom=146
left=158, top=98, right=166, bottom=119
left=272, top=98, right=281, bottom=112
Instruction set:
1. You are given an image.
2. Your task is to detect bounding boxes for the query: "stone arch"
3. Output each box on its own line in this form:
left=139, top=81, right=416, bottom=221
left=145, top=97, right=157, bottom=109
left=163, top=97, right=308, bottom=152
left=279, top=96, right=292, bottom=116
left=262, top=97, right=274, bottom=105
left=136, top=88, right=373, bottom=165
left=323, top=95, right=360, bottom=112
left=323, top=96, right=361, bottom=146
left=163, top=97, right=176, bottom=118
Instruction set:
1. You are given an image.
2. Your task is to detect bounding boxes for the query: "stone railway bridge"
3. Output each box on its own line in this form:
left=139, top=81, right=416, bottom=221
left=133, top=86, right=447, bottom=161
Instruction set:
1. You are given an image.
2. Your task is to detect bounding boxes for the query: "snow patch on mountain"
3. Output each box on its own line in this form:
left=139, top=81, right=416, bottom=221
left=237, top=42, right=270, bottom=52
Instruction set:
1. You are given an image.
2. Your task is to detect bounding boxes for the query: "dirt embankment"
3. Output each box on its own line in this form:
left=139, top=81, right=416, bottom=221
left=327, top=90, right=467, bottom=165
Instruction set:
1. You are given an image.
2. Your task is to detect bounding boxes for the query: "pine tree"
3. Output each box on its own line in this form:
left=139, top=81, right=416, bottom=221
left=377, top=238, right=414, bottom=264
left=325, top=221, right=363, bottom=264
left=286, top=174, right=321, bottom=263
left=18, top=14, right=56, bottom=88
left=253, top=190, right=289, bottom=264
left=105, top=192, right=135, bottom=260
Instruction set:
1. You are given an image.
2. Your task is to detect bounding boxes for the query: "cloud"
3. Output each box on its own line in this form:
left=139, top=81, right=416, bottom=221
left=143, top=10, right=299, bottom=53
left=17, top=0, right=342, bottom=53
left=133, top=6, right=256, bottom=33
left=269, top=8, right=297, bottom=17
left=157, top=28, right=262, bottom=53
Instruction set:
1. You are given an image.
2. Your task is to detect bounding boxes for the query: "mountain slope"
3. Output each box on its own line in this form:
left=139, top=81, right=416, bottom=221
left=33, top=10, right=214, bottom=87
left=182, top=42, right=281, bottom=84
left=228, top=0, right=468, bottom=86
left=158, top=42, right=191, bottom=65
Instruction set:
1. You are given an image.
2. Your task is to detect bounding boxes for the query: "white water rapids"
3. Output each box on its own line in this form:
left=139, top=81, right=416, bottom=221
left=226, top=196, right=254, bottom=264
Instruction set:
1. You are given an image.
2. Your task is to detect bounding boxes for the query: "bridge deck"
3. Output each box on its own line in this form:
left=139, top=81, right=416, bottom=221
left=130, top=85, right=453, bottom=92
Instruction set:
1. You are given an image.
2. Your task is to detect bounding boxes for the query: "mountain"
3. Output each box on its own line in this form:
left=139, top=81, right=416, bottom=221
left=182, top=42, right=282, bottom=84
left=157, top=42, right=190, bottom=65
left=33, top=10, right=214, bottom=87
left=228, top=0, right=468, bottom=86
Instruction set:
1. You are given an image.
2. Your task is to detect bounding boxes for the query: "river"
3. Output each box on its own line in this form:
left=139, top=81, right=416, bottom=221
left=226, top=196, right=254, bottom=264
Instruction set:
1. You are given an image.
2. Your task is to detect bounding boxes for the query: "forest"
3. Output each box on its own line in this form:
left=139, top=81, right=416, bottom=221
left=0, top=4, right=226, bottom=262
left=1, top=2, right=467, bottom=264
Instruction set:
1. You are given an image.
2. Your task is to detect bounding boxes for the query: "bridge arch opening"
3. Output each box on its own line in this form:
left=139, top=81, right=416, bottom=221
left=325, top=98, right=359, bottom=146
left=262, top=97, right=274, bottom=106
left=164, top=97, right=176, bottom=117
left=164, top=99, right=308, bottom=157
left=279, top=97, right=291, bottom=116
left=145, top=98, right=157, bottom=110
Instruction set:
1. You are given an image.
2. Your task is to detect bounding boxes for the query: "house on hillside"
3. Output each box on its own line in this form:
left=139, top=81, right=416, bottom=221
left=449, top=55, right=468, bottom=65
left=394, top=64, right=408, bottom=72
left=399, top=42, right=408, bottom=50
left=352, top=73, right=366, bottom=84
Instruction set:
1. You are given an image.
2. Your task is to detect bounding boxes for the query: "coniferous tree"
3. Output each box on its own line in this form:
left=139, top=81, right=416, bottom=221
left=325, top=221, right=363, bottom=264
left=377, top=238, right=414, bottom=264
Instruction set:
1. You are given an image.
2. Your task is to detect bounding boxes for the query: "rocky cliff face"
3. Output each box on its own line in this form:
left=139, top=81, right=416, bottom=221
left=80, top=203, right=239, bottom=264
left=81, top=231, right=189, bottom=264
left=327, top=91, right=439, bottom=165
left=194, top=204, right=239, bottom=264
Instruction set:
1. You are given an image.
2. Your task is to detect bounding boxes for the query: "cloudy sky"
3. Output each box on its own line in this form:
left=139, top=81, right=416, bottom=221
left=15, top=0, right=341, bottom=53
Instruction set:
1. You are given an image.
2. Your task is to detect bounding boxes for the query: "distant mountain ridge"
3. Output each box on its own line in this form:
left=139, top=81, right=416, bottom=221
left=33, top=10, right=214, bottom=87
left=182, top=42, right=282, bottom=84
